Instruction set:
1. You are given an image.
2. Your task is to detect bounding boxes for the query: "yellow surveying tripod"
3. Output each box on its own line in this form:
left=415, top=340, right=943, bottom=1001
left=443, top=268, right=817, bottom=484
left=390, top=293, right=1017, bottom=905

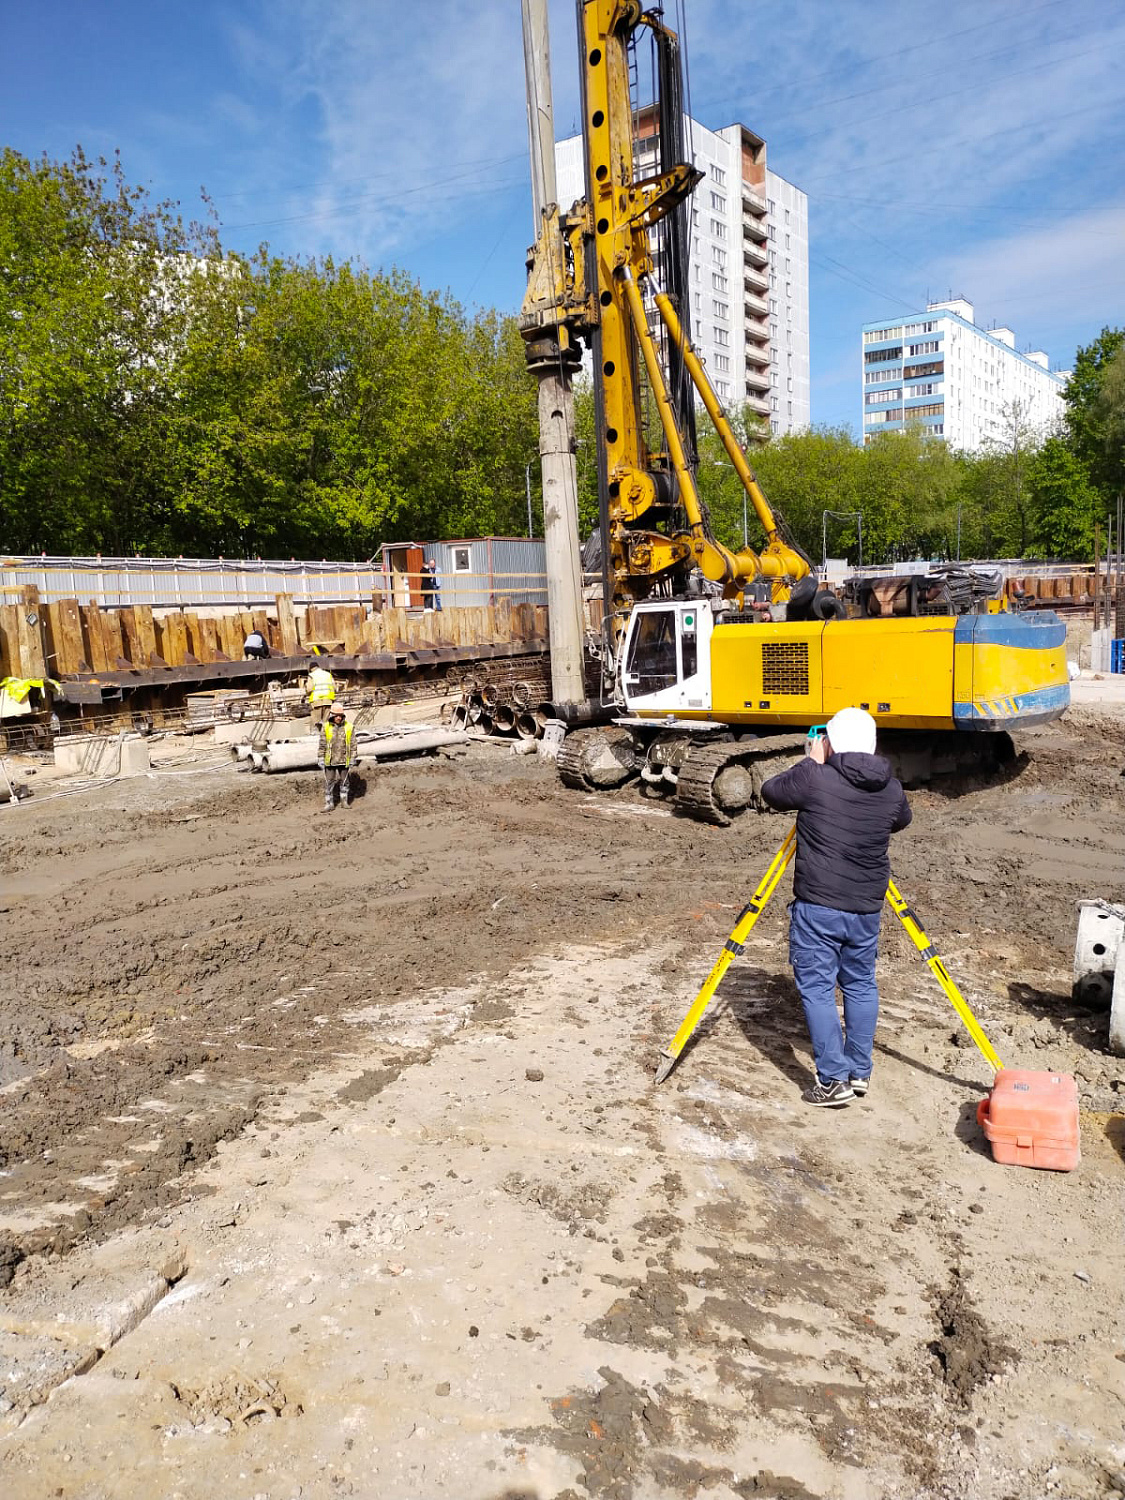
left=653, top=823, right=1003, bottom=1085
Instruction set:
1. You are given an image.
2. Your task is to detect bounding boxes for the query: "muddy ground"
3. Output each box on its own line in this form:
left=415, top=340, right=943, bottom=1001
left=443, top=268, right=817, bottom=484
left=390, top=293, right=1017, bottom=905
left=0, top=709, right=1123, bottom=1499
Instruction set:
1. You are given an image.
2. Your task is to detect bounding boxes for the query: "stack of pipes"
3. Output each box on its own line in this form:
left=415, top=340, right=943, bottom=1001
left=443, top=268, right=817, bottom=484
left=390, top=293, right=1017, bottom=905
left=229, top=726, right=470, bottom=773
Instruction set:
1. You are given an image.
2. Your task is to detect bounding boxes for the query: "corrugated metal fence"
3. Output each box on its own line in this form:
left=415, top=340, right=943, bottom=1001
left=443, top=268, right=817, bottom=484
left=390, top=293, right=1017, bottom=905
left=1, top=550, right=550, bottom=610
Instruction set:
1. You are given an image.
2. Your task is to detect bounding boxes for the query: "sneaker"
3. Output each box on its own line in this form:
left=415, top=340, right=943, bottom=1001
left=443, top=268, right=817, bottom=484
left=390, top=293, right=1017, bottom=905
left=801, top=1079, right=855, bottom=1107
left=849, top=1076, right=870, bottom=1097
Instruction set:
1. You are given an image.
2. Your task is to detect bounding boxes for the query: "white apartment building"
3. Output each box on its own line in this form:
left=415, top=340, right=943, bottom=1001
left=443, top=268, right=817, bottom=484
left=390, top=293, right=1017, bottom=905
left=555, top=120, right=810, bottom=436
left=861, top=299, right=1068, bottom=451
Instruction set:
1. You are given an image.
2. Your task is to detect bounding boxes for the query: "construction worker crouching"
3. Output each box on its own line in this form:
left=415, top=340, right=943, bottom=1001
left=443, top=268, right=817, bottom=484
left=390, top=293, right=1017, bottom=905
left=318, top=708, right=356, bottom=812
left=306, top=658, right=337, bottom=727
left=760, top=707, right=912, bottom=1108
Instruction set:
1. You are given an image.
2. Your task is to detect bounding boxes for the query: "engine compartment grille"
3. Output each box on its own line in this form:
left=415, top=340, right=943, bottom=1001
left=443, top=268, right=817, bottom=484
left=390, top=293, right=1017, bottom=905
left=761, top=641, right=810, bottom=696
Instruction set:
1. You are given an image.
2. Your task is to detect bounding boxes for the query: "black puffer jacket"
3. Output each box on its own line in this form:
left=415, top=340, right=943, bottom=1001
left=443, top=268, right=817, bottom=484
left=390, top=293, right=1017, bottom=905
left=760, top=752, right=912, bottom=914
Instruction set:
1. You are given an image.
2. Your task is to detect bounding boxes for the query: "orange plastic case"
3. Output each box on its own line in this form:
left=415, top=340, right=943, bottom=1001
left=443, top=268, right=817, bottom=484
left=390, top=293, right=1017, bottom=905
left=977, top=1069, right=1080, bottom=1172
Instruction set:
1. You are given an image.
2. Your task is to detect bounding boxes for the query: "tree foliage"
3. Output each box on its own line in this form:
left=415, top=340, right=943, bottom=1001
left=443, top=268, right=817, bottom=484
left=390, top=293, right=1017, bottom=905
left=0, top=148, right=539, bottom=557
left=1, top=149, right=1120, bottom=564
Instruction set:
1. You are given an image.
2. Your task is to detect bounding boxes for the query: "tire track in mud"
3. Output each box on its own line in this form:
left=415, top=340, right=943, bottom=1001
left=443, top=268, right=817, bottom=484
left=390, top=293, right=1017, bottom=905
left=2, top=717, right=1123, bottom=1320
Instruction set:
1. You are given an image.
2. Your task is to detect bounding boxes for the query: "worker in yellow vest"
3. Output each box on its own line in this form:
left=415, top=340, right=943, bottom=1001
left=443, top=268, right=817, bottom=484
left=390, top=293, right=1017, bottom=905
left=317, top=708, right=356, bottom=811
left=306, top=659, right=337, bottom=727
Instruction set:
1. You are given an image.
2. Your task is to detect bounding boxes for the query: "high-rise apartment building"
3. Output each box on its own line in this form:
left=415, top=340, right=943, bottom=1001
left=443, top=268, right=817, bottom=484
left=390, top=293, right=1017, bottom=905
left=555, top=120, right=810, bottom=436
left=861, top=299, right=1068, bottom=451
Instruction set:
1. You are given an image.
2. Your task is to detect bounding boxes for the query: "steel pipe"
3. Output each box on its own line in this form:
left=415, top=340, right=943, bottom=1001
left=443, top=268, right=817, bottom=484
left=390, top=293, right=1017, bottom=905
left=493, top=704, right=516, bottom=731
left=515, top=712, right=539, bottom=739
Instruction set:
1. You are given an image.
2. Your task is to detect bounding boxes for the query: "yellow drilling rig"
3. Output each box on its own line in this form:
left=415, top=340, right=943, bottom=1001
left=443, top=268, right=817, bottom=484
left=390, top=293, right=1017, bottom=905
left=519, top=0, right=1068, bottom=824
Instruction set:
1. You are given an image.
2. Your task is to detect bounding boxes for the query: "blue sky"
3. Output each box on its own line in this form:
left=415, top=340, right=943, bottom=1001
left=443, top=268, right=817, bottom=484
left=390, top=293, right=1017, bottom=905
left=3, top=0, right=1123, bottom=432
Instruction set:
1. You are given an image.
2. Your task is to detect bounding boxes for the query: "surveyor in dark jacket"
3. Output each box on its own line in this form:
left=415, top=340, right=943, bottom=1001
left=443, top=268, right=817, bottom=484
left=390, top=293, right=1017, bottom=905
left=760, top=707, right=912, bottom=1108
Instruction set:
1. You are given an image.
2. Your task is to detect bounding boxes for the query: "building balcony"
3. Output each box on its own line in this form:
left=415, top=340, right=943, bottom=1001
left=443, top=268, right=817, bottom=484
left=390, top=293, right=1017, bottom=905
left=742, top=187, right=767, bottom=214
left=744, top=292, right=769, bottom=318
left=743, top=265, right=769, bottom=295
left=745, top=342, right=770, bottom=369
left=745, top=393, right=771, bottom=416
left=745, top=366, right=770, bottom=394
left=742, top=239, right=768, bottom=268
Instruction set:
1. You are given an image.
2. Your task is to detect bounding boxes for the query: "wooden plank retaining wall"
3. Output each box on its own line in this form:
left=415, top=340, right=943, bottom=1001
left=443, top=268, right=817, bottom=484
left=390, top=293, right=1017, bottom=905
left=0, top=589, right=563, bottom=681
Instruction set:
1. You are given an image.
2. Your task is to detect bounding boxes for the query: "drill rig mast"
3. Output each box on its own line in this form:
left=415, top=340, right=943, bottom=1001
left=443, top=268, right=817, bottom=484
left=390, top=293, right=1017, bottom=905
left=520, top=0, right=809, bottom=659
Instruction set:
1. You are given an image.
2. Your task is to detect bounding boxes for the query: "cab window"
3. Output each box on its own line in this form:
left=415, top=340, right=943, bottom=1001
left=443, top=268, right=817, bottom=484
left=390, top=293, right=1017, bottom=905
left=627, top=609, right=678, bottom=694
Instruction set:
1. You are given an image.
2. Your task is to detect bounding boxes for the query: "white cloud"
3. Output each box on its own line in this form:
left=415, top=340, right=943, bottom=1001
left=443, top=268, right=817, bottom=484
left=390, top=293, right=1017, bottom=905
left=925, top=205, right=1125, bottom=356
left=214, top=0, right=548, bottom=264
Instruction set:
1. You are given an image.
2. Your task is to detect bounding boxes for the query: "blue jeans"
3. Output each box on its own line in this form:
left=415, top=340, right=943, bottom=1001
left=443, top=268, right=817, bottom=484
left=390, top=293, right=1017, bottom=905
left=789, top=900, right=881, bottom=1084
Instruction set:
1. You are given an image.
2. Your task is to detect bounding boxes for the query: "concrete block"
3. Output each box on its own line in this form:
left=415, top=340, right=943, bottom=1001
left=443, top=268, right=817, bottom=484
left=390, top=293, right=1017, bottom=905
left=54, top=735, right=151, bottom=778
left=0, top=1330, right=99, bottom=1421
left=212, top=717, right=307, bottom=745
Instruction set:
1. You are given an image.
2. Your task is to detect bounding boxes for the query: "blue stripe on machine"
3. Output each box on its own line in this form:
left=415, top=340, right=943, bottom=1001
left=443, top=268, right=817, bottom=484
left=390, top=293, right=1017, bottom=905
left=954, top=681, right=1070, bottom=724
left=953, top=611, right=1065, bottom=650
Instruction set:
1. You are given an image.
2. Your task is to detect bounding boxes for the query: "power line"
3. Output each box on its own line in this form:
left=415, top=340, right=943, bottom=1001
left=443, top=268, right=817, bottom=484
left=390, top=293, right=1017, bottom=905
left=798, top=94, right=1124, bottom=186
left=703, top=0, right=1064, bottom=115
left=782, top=36, right=1114, bottom=145
left=221, top=162, right=527, bottom=232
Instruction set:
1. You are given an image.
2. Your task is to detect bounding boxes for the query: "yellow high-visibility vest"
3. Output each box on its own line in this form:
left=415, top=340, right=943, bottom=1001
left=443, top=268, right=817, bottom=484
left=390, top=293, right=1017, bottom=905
left=308, top=667, right=336, bottom=705
left=324, top=722, right=353, bottom=749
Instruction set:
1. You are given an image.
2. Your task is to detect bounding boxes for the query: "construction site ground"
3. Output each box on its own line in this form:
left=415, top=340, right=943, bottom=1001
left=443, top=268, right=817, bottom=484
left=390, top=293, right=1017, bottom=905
left=1, top=693, right=1123, bottom=1500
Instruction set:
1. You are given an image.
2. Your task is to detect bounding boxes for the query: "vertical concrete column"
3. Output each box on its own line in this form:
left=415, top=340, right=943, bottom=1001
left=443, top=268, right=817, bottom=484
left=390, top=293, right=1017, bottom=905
left=521, top=0, right=586, bottom=706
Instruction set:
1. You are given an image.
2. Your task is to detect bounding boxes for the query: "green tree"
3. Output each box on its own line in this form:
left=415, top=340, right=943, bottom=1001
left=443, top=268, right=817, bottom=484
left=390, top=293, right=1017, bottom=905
left=1029, top=437, right=1102, bottom=560
left=1063, top=327, right=1125, bottom=496
left=0, top=145, right=220, bottom=552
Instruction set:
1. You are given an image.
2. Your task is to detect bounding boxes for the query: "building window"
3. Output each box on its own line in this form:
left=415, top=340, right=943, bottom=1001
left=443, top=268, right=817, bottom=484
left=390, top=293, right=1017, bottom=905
left=865, top=388, right=902, bottom=405
left=716, top=380, right=729, bottom=398
left=784, top=234, right=791, bottom=249
left=768, top=198, right=775, bottom=213
left=771, top=396, right=779, bottom=412
left=904, top=320, right=936, bottom=336
left=769, top=297, right=778, bottom=313
left=906, top=382, right=939, bottom=398
left=710, top=191, right=726, bottom=212
left=768, top=224, right=776, bottom=240
left=714, top=327, right=729, bottom=347
left=907, top=339, right=940, bottom=356
left=863, top=327, right=903, bottom=344
left=711, top=272, right=728, bottom=292
left=710, top=218, right=727, bottom=239
left=907, top=402, right=944, bottom=419
left=710, top=163, right=726, bottom=186
left=784, top=207, right=790, bottom=224
left=712, top=300, right=728, bottom=319
left=712, top=246, right=727, bottom=268
left=452, top=546, right=471, bottom=572
left=714, top=353, right=730, bottom=372
left=864, top=346, right=903, bottom=364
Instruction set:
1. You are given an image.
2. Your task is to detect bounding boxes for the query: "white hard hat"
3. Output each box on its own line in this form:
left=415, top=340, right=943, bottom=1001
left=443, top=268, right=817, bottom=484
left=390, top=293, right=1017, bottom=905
left=826, top=707, right=877, bottom=755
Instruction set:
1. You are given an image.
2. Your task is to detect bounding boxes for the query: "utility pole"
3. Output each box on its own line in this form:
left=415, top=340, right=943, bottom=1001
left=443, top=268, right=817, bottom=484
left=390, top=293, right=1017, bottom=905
left=520, top=0, right=586, bottom=705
